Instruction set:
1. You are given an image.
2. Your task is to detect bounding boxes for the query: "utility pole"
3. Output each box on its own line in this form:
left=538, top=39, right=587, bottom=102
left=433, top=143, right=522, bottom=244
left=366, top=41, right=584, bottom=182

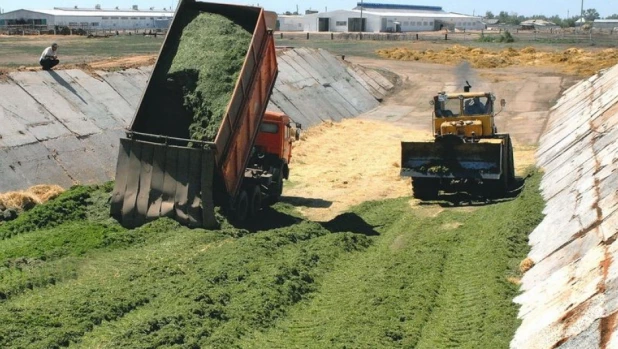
left=359, top=0, right=363, bottom=33
left=580, top=0, right=584, bottom=22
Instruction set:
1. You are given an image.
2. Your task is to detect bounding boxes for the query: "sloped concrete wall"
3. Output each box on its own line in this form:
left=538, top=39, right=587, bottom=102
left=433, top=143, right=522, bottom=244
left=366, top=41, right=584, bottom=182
left=512, top=66, right=618, bottom=348
left=0, top=48, right=393, bottom=192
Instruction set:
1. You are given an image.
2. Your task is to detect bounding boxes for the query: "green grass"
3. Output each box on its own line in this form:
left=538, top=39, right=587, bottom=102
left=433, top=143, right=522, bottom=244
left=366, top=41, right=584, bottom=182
left=0, top=171, right=544, bottom=348
left=0, top=35, right=164, bottom=67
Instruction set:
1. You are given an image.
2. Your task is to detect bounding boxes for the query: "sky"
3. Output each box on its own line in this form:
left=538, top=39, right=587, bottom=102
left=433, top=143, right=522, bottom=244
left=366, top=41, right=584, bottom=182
left=1, top=0, right=616, bottom=18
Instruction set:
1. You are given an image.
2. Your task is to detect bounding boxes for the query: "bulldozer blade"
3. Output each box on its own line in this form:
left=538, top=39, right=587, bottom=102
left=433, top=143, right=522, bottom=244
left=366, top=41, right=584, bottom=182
left=111, top=138, right=218, bottom=229
left=400, top=140, right=504, bottom=180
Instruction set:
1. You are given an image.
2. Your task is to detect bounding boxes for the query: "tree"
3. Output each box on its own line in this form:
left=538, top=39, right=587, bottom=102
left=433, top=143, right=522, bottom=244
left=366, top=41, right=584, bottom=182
left=606, top=14, right=618, bottom=19
left=583, top=8, right=600, bottom=22
left=485, top=11, right=495, bottom=19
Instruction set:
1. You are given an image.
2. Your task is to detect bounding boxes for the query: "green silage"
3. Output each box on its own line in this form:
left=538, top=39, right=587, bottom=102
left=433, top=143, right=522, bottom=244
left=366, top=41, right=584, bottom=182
left=168, top=12, right=252, bottom=142
left=0, top=171, right=545, bottom=348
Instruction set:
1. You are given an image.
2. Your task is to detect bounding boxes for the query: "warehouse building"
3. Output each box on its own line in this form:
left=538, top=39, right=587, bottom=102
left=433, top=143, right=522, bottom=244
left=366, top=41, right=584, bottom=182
left=593, top=19, right=618, bottom=30
left=0, top=6, right=174, bottom=30
left=292, top=3, right=483, bottom=33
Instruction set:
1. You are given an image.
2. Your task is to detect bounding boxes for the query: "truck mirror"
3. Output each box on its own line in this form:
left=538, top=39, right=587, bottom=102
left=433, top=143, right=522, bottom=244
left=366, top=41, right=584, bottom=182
left=295, top=128, right=301, bottom=141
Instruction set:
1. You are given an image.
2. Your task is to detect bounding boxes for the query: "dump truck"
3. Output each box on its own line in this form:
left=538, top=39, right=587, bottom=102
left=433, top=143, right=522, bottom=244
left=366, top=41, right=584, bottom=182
left=111, top=0, right=299, bottom=228
left=400, top=83, right=514, bottom=199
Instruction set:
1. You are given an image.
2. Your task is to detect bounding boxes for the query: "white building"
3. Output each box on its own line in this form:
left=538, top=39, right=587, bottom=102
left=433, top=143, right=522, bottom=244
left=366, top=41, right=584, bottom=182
left=277, top=15, right=305, bottom=31
left=0, top=6, right=174, bottom=30
left=593, top=19, right=618, bottom=30
left=288, top=3, right=483, bottom=33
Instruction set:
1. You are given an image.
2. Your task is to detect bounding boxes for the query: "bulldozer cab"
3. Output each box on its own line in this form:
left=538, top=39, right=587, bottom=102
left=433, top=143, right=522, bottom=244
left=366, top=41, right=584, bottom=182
left=434, top=92, right=494, bottom=118
left=432, top=92, right=498, bottom=138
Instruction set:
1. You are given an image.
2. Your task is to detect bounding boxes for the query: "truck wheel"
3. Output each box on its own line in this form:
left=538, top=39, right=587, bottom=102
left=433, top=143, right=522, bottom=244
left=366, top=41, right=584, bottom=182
left=412, top=178, right=439, bottom=200
left=267, top=166, right=284, bottom=205
left=234, top=190, right=249, bottom=222
left=249, top=185, right=262, bottom=218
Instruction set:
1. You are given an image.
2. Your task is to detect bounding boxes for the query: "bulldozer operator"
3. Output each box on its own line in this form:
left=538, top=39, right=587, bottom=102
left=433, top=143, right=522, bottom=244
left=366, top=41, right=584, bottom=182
left=465, top=96, right=486, bottom=115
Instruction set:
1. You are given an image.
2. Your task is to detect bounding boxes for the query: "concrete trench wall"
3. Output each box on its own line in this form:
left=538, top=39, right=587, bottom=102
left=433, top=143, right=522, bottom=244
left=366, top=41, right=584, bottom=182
left=0, top=48, right=393, bottom=192
left=512, top=65, right=618, bottom=348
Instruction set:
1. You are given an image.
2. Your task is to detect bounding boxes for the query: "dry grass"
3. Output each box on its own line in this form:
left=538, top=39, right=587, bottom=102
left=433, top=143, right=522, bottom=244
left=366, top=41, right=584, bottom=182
left=519, top=257, right=535, bottom=273
left=0, top=184, right=64, bottom=211
left=284, top=119, right=432, bottom=221
left=377, top=45, right=618, bottom=77
left=26, top=184, right=65, bottom=202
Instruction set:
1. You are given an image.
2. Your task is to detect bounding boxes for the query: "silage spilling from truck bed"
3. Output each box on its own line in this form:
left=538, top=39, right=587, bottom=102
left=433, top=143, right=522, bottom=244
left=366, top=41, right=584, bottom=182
left=167, top=12, right=252, bottom=141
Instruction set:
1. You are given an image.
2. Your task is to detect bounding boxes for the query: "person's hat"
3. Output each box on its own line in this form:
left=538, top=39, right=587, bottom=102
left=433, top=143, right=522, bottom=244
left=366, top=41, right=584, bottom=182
left=52, top=43, right=58, bottom=47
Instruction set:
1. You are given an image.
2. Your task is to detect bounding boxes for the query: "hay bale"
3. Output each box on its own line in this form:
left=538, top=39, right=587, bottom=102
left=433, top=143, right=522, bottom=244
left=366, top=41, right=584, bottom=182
left=519, top=257, right=535, bottom=273
left=26, top=184, right=65, bottom=203
left=0, top=192, right=41, bottom=211
left=167, top=12, right=253, bottom=142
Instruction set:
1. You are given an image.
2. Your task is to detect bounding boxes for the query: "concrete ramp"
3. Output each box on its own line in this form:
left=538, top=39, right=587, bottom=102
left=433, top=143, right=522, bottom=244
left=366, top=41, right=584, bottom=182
left=512, top=66, right=618, bottom=348
left=0, top=48, right=393, bottom=192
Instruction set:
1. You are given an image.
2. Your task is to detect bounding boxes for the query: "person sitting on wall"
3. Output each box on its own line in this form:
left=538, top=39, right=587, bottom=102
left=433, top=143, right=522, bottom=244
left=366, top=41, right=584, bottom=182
left=39, top=43, right=59, bottom=71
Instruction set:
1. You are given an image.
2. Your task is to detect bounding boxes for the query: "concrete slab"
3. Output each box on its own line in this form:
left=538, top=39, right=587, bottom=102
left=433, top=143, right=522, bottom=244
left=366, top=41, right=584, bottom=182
left=9, top=71, right=101, bottom=136
left=0, top=81, right=70, bottom=142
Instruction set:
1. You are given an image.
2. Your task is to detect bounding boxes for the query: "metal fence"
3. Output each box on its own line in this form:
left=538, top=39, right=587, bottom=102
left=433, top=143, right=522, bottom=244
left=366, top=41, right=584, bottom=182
left=275, top=28, right=618, bottom=46
left=0, top=24, right=168, bottom=36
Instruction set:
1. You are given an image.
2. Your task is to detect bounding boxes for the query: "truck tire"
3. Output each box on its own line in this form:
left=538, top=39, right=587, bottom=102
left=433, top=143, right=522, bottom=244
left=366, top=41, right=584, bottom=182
left=267, top=165, right=284, bottom=205
left=249, top=185, right=262, bottom=218
left=234, top=190, right=249, bottom=222
left=412, top=178, right=439, bottom=200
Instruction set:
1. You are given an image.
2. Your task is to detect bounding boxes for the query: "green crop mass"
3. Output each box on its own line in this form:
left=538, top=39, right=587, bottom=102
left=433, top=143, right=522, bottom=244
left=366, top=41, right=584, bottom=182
left=0, top=171, right=544, bottom=348
left=168, top=12, right=252, bottom=141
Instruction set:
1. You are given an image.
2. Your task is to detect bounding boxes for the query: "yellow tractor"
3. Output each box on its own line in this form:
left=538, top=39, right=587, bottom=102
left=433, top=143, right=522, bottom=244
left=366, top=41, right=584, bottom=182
left=400, top=82, right=514, bottom=199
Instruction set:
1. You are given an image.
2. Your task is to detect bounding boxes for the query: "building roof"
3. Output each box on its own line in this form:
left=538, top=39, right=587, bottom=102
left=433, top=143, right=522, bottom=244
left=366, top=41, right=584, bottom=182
left=354, top=3, right=442, bottom=12
left=595, top=19, right=618, bottom=23
left=304, top=9, right=479, bottom=19
left=0, top=8, right=174, bottom=17
left=520, top=19, right=557, bottom=26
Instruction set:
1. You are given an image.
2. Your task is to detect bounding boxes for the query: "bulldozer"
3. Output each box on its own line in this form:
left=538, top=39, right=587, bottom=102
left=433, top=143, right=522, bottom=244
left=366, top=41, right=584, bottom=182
left=400, top=82, right=514, bottom=199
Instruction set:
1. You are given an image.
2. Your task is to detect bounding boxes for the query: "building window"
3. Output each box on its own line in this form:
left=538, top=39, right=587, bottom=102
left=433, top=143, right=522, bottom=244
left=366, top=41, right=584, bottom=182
left=423, top=21, right=427, bottom=26
left=139, top=17, right=146, bottom=19
left=0, top=20, right=4, bottom=25
left=336, top=21, right=347, bottom=26
left=69, top=22, right=79, bottom=26
left=403, top=21, right=409, bottom=26
left=110, top=17, right=119, bottom=19
left=417, top=21, right=421, bottom=26
left=298, top=23, right=302, bottom=28
left=430, top=21, right=434, bottom=26
left=102, top=17, right=109, bottom=19
left=91, top=22, right=99, bottom=26
left=131, top=17, right=138, bottom=19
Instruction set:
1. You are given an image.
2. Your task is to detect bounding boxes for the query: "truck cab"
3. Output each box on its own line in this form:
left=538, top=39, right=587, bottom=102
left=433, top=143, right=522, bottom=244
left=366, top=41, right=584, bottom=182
left=249, top=111, right=300, bottom=204
left=255, top=111, right=299, bottom=167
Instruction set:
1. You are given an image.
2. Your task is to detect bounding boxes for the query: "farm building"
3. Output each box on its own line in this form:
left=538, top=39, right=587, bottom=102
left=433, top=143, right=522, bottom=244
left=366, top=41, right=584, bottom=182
left=296, top=3, right=483, bottom=33
left=593, top=19, right=618, bottom=30
left=0, top=6, right=174, bottom=30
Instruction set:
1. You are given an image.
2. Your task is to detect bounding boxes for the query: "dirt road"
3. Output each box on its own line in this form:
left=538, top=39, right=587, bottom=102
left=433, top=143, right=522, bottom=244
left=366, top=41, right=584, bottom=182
left=282, top=57, right=579, bottom=221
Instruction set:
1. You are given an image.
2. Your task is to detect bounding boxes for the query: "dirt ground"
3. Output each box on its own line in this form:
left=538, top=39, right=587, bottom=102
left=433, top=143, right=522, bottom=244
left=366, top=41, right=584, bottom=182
left=282, top=55, right=577, bottom=221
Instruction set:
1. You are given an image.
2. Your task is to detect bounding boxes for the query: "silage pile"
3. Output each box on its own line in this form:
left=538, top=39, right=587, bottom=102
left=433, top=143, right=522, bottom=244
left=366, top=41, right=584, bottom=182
left=377, top=45, right=618, bottom=76
left=167, top=12, right=252, bottom=141
left=0, top=184, right=64, bottom=222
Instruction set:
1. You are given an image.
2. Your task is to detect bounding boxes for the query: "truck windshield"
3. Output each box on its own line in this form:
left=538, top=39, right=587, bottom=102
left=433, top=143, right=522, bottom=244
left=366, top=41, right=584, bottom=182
left=260, top=122, right=279, bottom=134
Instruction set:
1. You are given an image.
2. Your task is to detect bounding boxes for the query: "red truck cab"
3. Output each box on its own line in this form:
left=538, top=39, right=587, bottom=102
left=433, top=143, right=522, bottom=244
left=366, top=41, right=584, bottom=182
left=252, top=110, right=300, bottom=203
